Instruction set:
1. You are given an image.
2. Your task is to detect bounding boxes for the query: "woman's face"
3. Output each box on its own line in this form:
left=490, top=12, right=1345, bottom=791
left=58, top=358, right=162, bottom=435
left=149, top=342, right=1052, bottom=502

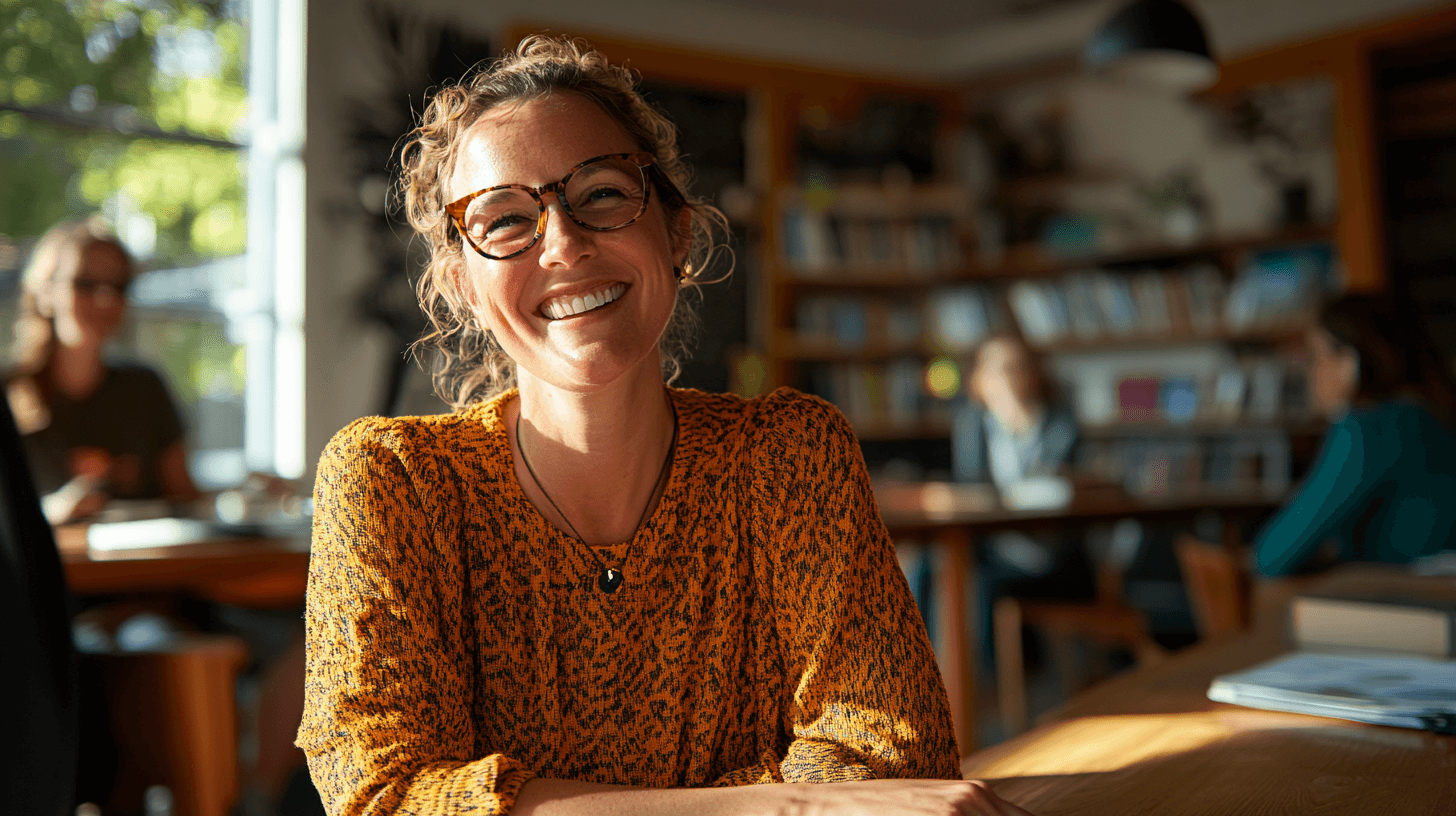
left=48, top=240, right=130, bottom=349
left=447, top=92, right=686, bottom=394
left=1308, top=327, right=1358, bottom=416
left=973, top=338, right=1040, bottom=420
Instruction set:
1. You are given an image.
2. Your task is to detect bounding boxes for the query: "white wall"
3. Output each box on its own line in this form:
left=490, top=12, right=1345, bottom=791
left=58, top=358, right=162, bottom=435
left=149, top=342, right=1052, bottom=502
left=301, top=0, right=1450, bottom=472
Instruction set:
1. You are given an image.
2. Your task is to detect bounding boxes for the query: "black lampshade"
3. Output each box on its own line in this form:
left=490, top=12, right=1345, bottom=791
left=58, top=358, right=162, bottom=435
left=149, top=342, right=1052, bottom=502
left=1085, top=0, right=1218, bottom=92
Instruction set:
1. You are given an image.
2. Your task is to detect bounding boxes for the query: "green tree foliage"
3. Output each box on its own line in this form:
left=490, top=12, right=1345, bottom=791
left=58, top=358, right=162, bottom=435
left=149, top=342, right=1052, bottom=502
left=0, top=0, right=248, bottom=261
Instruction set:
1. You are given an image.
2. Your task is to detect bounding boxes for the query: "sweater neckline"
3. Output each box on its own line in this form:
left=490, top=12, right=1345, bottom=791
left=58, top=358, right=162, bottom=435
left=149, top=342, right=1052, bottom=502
left=475, top=388, right=693, bottom=553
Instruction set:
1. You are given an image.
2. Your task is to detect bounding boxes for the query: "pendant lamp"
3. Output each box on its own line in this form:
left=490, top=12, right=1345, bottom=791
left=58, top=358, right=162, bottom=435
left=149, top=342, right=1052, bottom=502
left=1085, top=0, right=1218, bottom=92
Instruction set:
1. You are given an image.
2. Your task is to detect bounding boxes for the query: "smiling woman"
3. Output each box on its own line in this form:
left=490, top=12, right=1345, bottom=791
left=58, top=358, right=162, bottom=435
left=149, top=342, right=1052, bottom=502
left=298, top=35, right=1036, bottom=816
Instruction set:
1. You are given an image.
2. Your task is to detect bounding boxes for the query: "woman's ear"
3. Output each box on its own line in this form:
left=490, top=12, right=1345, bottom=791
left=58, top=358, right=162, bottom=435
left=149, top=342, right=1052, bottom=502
left=445, top=261, right=485, bottom=330
left=670, top=208, right=692, bottom=269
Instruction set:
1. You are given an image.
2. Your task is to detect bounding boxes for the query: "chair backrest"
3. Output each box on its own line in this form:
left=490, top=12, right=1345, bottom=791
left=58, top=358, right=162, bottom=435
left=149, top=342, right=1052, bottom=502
left=0, top=395, right=79, bottom=813
left=1176, top=534, right=1251, bottom=639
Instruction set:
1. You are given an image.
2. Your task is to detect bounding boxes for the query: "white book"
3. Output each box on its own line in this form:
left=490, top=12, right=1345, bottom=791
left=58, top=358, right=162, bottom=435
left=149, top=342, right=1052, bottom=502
left=1208, top=651, right=1456, bottom=733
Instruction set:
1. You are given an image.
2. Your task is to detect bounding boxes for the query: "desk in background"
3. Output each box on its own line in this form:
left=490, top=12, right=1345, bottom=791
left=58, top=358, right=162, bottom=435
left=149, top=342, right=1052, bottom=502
left=963, top=573, right=1456, bottom=815
left=56, top=523, right=311, bottom=816
left=875, top=481, right=1284, bottom=752
left=57, top=523, right=310, bottom=607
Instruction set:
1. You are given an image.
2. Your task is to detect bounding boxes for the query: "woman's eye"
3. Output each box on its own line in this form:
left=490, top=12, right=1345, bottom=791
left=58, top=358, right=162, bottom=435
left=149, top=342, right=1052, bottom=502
left=581, top=184, right=629, bottom=204
left=486, top=213, right=531, bottom=234
left=468, top=211, right=530, bottom=239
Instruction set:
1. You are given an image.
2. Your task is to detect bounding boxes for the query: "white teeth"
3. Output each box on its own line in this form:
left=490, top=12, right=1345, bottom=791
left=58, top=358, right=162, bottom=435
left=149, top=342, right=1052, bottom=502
left=542, top=284, right=626, bottom=320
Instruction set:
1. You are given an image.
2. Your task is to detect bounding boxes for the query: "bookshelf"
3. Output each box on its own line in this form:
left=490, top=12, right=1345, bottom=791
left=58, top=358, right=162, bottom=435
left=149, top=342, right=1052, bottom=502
left=773, top=213, right=1334, bottom=492
left=516, top=30, right=1333, bottom=498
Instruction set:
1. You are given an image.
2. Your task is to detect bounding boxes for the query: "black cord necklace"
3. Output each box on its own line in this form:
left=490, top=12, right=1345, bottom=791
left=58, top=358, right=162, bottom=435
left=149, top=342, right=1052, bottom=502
left=515, top=396, right=678, bottom=594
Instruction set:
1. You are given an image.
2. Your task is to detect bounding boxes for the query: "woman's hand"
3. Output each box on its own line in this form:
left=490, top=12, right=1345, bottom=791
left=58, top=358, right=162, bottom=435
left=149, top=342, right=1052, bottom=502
left=42, top=446, right=113, bottom=524
left=41, top=473, right=109, bottom=524
left=775, top=778, right=1034, bottom=816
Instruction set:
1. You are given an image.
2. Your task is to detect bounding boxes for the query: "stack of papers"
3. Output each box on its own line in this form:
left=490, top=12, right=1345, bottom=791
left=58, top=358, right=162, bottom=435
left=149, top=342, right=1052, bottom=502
left=1208, top=651, right=1456, bottom=733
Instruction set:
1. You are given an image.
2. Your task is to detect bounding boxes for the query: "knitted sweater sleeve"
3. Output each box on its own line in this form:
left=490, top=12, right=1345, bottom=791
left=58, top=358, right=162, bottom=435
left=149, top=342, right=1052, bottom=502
left=297, top=418, right=534, bottom=815
left=750, top=391, right=961, bottom=781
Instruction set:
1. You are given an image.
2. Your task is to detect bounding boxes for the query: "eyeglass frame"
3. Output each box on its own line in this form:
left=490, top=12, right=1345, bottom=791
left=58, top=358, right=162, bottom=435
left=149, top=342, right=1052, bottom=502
left=444, top=151, right=685, bottom=261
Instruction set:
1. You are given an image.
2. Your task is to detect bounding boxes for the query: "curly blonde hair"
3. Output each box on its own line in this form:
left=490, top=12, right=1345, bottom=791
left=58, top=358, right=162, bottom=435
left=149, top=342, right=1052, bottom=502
left=400, top=35, right=730, bottom=408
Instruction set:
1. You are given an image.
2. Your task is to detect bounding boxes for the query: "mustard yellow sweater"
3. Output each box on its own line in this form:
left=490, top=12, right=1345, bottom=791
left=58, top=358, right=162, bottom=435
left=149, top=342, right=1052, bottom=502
left=298, top=387, right=959, bottom=815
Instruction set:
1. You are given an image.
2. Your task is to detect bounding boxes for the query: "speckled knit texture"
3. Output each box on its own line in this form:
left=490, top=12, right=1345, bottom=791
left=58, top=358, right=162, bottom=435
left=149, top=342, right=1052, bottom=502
left=298, top=386, right=960, bottom=815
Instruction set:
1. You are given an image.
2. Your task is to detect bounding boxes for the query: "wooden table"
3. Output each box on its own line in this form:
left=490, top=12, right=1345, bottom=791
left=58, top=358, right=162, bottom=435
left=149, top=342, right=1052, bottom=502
left=874, top=481, right=1284, bottom=755
left=56, top=523, right=311, bottom=606
left=56, top=523, right=312, bottom=816
left=961, top=579, right=1456, bottom=815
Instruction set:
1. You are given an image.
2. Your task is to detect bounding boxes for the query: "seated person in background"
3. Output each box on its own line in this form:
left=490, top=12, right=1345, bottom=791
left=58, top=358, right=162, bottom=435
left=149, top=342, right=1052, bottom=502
left=4, top=217, right=198, bottom=524
left=953, top=334, right=1077, bottom=495
left=1254, top=294, right=1456, bottom=576
left=953, top=334, right=1092, bottom=662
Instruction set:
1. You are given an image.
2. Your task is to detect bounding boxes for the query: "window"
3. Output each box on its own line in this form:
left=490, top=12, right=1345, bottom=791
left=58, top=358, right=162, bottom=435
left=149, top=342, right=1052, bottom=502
left=0, top=0, right=305, bottom=485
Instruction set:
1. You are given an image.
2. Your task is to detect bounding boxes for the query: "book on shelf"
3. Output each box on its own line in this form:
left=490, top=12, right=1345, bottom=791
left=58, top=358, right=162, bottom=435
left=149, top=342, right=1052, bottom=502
left=1130, top=271, right=1172, bottom=335
left=1062, top=272, right=1105, bottom=340
left=1075, top=432, right=1290, bottom=499
left=1159, top=377, right=1198, bottom=424
left=1090, top=271, right=1140, bottom=336
left=808, top=359, right=928, bottom=432
left=1244, top=358, right=1285, bottom=422
left=1162, top=272, right=1194, bottom=335
left=1209, top=367, right=1248, bottom=423
left=927, top=286, right=991, bottom=352
left=1224, top=243, right=1330, bottom=330
left=1117, top=377, right=1160, bottom=422
left=1007, top=280, right=1069, bottom=346
left=781, top=202, right=961, bottom=276
left=1182, top=263, right=1226, bottom=334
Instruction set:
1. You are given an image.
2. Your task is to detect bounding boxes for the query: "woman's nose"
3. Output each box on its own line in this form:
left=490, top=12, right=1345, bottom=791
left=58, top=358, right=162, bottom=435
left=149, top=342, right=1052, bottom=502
left=536, top=194, right=595, bottom=267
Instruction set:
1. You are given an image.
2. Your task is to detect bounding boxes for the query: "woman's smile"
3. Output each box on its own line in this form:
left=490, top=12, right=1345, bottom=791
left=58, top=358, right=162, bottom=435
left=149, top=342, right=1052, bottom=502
left=541, top=282, right=628, bottom=320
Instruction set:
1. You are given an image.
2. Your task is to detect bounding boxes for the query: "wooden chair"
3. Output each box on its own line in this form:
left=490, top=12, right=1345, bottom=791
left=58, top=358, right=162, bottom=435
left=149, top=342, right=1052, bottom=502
left=100, top=634, right=249, bottom=816
left=1174, top=533, right=1252, bottom=640
left=994, top=555, right=1166, bottom=736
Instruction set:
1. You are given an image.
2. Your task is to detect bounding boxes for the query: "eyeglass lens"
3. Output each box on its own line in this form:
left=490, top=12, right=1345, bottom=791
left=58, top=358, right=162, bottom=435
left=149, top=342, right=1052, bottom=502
left=460, top=156, right=649, bottom=258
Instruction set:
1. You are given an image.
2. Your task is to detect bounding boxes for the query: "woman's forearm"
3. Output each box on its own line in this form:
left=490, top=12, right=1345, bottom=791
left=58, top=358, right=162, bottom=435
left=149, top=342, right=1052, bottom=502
left=513, top=777, right=1033, bottom=816
left=513, top=778, right=761, bottom=816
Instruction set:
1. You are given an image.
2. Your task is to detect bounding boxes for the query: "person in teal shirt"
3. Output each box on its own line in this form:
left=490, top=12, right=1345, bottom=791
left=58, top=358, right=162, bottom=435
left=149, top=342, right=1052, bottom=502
left=1254, top=294, right=1456, bottom=576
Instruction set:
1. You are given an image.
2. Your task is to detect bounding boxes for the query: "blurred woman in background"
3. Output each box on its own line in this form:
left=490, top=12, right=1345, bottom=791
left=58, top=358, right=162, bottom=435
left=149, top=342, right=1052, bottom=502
left=4, top=217, right=197, bottom=524
left=1253, top=293, right=1456, bottom=576
left=953, top=334, right=1092, bottom=669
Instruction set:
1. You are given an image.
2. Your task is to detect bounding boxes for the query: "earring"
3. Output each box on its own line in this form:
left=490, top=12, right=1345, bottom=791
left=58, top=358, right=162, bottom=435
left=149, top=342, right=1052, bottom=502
left=673, top=265, right=686, bottom=283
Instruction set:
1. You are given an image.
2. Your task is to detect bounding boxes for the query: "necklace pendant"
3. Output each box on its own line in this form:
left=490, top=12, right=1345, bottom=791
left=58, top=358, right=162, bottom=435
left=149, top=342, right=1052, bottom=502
left=599, top=568, right=623, bottom=594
